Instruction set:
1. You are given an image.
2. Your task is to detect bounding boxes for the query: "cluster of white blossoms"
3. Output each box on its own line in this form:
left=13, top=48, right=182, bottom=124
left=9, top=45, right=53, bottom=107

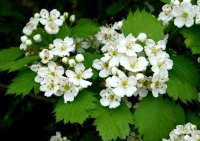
left=50, top=132, right=70, bottom=141
left=93, top=21, right=173, bottom=108
left=158, top=0, right=200, bottom=28
left=163, top=123, right=200, bottom=141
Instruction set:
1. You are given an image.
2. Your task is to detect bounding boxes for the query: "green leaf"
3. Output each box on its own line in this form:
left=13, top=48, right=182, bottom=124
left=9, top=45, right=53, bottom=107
left=57, top=23, right=72, bottom=39
left=54, top=90, right=96, bottom=124
left=123, top=9, right=165, bottom=41
left=92, top=102, right=133, bottom=141
left=0, top=47, right=23, bottom=63
left=106, top=0, right=129, bottom=16
left=9, top=56, right=39, bottom=72
left=71, top=18, right=100, bottom=38
left=7, top=69, right=39, bottom=96
left=83, top=52, right=102, bottom=69
left=167, top=56, right=199, bottom=103
left=181, top=26, right=200, bottom=54
left=160, top=0, right=170, bottom=3
left=186, top=111, right=200, bottom=129
left=134, top=97, right=185, bottom=141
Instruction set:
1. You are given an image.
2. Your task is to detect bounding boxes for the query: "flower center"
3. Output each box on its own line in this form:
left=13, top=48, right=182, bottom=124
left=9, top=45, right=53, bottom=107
left=182, top=12, right=188, bottom=19
left=121, top=79, right=128, bottom=88
left=76, top=72, right=82, bottom=79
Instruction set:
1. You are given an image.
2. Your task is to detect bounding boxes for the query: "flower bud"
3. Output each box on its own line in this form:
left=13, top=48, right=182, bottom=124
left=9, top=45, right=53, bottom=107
left=198, top=57, right=200, bottom=63
left=33, top=34, right=42, bottom=42
left=21, top=35, right=28, bottom=42
left=191, top=124, right=197, bottom=130
left=137, top=33, right=147, bottom=42
left=62, top=57, right=68, bottom=64
left=49, top=44, right=54, bottom=49
left=34, top=13, right=40, bottom=18
left=75, top=54, right=84, bottom=62
left=68, top=59, right=76, bottom=67
left=26, top=39, right=32, bottom=46
left=70, top=14, right=75, bottom=23
left=60, top=15, right=65, bottom=21
left=64, top=12, right=69, bottom=18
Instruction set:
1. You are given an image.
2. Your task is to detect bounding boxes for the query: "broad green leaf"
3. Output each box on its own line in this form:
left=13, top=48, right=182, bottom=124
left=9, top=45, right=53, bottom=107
left=54, top=90, right=96, bottom=124
left=0, top=61, right=15, bottom=71
left=71, top=18, right=100, bottom=38
left=7, top=69, right=39, bottom=96
left=123, top=10, right=165, bottom=41
left=160, top=0, right=170, bottom=3
left=134, top=97, right=185, bottom=141
left=57, top=23, right=72, bottom=39
left=9, top=56, right=39, bottom=72
left=167, top=56, right=199, bottom=103
left=92, top=102, right=133, bottom=141
left=181, top=26, right=200, bottom=54
left=0, top=47, right=23, bottom=63
left=186, top=111, right=200, bottom=129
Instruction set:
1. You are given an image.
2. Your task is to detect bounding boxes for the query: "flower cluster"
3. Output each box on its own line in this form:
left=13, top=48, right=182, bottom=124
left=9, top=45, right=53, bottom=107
left=163, top=123, right=200, bottom=141
left=19, top=9, right=93, bottom=103
left=50, top=132, right=70, bottom=141
left=93, top=21, right=173, bottom=108
left=158, top=0, right=200, bottom=27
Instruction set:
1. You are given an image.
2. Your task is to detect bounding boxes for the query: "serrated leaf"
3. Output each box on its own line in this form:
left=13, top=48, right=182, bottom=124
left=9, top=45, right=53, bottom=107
left=9, top=56, right=39, bottom=72
left=134, top=97, right=185, bottom=141
left=0, top=47, right=23, bottom=63
left=123, top=9, right=165, bottom=41
left=181, top=26, right=200, bottom=54
left=92, top=102, right=133, bottom=141
left=54, top=90, right=96, bottom=124
left=7, top=69, right=39, bottom=96
left=167, top=56, right=199, bottom=103
left=71, top=18, right=100, bottom=38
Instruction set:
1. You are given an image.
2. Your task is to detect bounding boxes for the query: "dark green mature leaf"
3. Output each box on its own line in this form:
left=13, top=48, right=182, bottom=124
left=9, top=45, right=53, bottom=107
left=123, top=10, right=165, bottom=41
left=71, top=18, right=100, bottom=38
left=167, top=56, right=199, bottom=103
left=181, top=26, right=200, bottom=54
left=92, top=102, right=133, bottom=141
left=186, top=111, right=200, bottom=129
left=0, top=47, right=23, bottom=62
left=134, top=97, right=185, bottom=141
left=7, top=69, right=39, bottom=96
left=106, top=0, right=129, bottom=16
left=54, top=90, right=96, bottom=124
left=9, top=56, right=39, bottom=72
left=57, top=24, right=72, bottom=39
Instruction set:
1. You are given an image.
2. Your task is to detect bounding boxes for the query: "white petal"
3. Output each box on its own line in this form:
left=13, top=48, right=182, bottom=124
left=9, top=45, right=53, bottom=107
left=65, top=70, right=75, bottom=78
left=50, top=9, right=60, bottom=19
left=174, top=17, right=185, bottom=28
left=92, top=59, right=102, bottom=70
left=99, top=69, right=110, bottom=78
left=109, top=101, right=120, bottom=108
left=54, top=19, right=63, bottom=26
left=56, top=66, right=64, bottom=75
left=44, top=91, right=53, bottom=97
left=106, top=76, right=119, bottom=87
left=79, top=79, right=92, bottom=88
left=39, top=18, right=47, bottom=25
left=75, top=63, right=85, bottom=73
left=64, top=92, right=75, bottom=103
left=82, top=68, right=93, bottom=79
left=100, top=98, right=110, bottom=107
left=40, top=9, right=49, bottom=18
left=112, top=87, right=125, bottom=97
left=125, top=86, right=137, bottom=97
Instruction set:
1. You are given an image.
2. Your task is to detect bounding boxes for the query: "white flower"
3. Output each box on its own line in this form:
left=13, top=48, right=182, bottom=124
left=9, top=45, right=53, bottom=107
left=106, top=71, right=137, bottom=97
left=158, top=4, right=174, bottom=25
left=23, top=17, right=39, bottom=35
left=40, top=78, right=59, bottom=97
left=112, top=21, right=123, bottom=30
left=39, top=49, right=54, bottom=64
left=51, top=37, right=75, bottom=57
left=117, top=34, right=143, bottom=56
left=172, top=2, right=195, bottom=28
left=92, top=57, right=111, bottom=78
left=100, top=88, right=121, bottom=108
left=50, top=132, right=63, bottom=141
left=74, top=38, right=89, bottom=53
left=65, top=63, right=93, bottom=88
left=30, top=63, right=42, bottom=72
left=120, top=56, right=149, bottom=72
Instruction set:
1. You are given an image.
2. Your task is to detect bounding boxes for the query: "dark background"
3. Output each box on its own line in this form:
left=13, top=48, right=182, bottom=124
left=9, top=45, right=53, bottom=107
left=0, top=0, right=164, bottom=140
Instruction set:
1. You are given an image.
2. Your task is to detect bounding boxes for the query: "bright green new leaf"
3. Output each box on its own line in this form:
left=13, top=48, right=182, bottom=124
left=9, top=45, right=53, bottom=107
left=167, top=56, right=199, bottom=103
left=160, top=0, right=170, bottom=3
left=7, top=69, right=39, bottom=96
left=54, top=90, right=96, bottom=124
left=0, top=47, right=23, bottom=63
left=71, top=18, right=100, bottom=38
left=181, top=26, right=200, bottom=54
left=134, top=96, right=185, bottom=141
left=57, top=24, right=72, bottom=39
left=92, top=102, right=133, bottom=141
left=9, top=56, right=39, bottom=72
left=123, top=9, right=165, bottom=41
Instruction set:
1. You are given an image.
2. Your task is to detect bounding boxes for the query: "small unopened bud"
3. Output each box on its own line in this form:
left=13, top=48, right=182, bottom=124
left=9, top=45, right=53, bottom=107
left=34, top=13, right=40, bottom=18
left=60, top=15, right=65, bottom=21
left=62, top=57, right=68, bottom=64
left=191, top=124, right=197, bottom=130
left=49, top=44, right=54, bottom=49
left=68, top=59, right=76, bottom=67
left=33, top=34, right=42, bottom=42
left=70, top=14, right=75, bottom=23
left=198, top=57, right=200, bottom=63
left=195, top=18, right=200, bottom=25
left=75, top=54, right=84, bottom=62
left=198, top=0, right=200, bottom=6
left=64, top=12, right=69, bottom=18
left=137, top=33, right=147, bottom=42
left=26, top=39, right=32, bottom=46
left=63, top=137, right=67, bottom=141
left=21, top=35, right=28, bottom=42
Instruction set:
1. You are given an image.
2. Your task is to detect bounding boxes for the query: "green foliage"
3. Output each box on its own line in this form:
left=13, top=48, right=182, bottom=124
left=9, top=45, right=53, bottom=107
left=134, top=96, right=185, bottom=141
left=106, top=0, right=129, bottom=16
left=0, top=47, right=23, bottom=62
left=181, top=26, right=200, bottom=54
left=71, top=18, right=100, bottom=38
left=54, top=90, right=96, bottom=124
left=57, top=24, right=72, bottom=39
left=160, top=0, right=170, bottom=4
left=7, top=69, right=40, bottom=96
left=167, top=56, right=199, bottom=103
left=186, top=111, right=200, bottom=129
left=92, top=102, right=133, bottom=141
left=123, top=9, right=165, bottom=41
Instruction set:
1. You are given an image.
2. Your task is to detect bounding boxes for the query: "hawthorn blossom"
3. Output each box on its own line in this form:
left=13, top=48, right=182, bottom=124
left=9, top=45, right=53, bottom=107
left=74, top=38, right=89, bottom=53
left=39, top=49, right=54, bottom=64
left=23, top=17, right=39, bottom=35
left=158, top=4, right=174, bottom=25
